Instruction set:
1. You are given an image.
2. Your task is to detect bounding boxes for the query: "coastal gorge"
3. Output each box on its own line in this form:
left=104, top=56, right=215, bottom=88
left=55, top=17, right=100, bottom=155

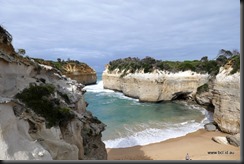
left=103, top=56, right=240, bottom=136
left=0, top=26, right=107, bottom=160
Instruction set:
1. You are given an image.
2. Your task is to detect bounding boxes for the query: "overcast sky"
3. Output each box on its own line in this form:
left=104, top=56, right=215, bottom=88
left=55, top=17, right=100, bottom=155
left=0, top=0, right=240, bottom=71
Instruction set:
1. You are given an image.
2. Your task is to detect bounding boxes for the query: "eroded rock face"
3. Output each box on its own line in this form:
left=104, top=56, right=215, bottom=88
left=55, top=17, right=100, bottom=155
left=0, top=33, right=107, bottom=160
left=195, top=92, right=213, bottom=106
left=34, top=60, right=97, bottom=85
left=61, top=62, right=97, bottom=85
left=0, top=103, right=52, bottom=160
left=102, top=69, right=210, bottom=102
left=103, top=65, right=240, bottom=135
left=66, top=72, right=97, bottom=85
left=212, top=67, right=240, bottom=134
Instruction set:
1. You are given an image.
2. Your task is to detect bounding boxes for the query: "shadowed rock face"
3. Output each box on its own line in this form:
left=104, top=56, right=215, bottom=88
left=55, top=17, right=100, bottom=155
left=0, top=26, right=107, bottom=160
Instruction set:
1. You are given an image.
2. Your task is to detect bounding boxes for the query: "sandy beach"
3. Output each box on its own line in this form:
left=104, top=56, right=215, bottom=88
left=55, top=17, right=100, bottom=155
left=106, top=129, right=240, bottom=161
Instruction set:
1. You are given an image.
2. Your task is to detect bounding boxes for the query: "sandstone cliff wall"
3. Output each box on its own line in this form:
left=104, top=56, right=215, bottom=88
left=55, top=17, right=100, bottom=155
left=102, top=67, right=240, bottom=135
left=34, top=60, right=97, bottom=85
left=102, top=69, right=210, bottom=102
left=212, top=67, right=240, bottom=134
left=66, top=72, right=97, bottom=85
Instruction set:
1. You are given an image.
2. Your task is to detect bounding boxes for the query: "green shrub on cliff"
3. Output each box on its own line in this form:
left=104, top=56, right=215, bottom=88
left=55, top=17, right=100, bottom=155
left=15, top=84, right=74, bottom=128
left=0, top=25, right=12, bottom=44
left=107, top=49, right=240, bottom=76
left=108, top=57, right=220, bottom=75
left=229, top=55, right=240, bottom=74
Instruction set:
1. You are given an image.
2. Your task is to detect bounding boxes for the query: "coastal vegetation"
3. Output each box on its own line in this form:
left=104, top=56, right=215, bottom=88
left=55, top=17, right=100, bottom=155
left=33, top=58, right=95, bottom=73
left=0, top=25, right=12, bottom=44
left=15, top=84, right=75, bottom=128
left=107, top=49, right=240, bottom=77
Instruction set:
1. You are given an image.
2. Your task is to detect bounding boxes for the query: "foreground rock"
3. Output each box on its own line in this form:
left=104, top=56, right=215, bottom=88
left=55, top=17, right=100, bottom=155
left=226, top=133, right=240, bottom=147
left=0, top=26, right=107, bottom=160
left=212, top=136, right=229, bottom=145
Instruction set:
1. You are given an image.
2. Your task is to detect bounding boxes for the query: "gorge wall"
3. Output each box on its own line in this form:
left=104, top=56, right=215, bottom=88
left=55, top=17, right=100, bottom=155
left=33, top=59, right=97, bottom=85
left=103, top=69, right=210, bottom=102
left=0, top=26, right=107, bottom=160
left=102, top=66, right=240, bottom=134
left=212, top=67, right=240, bottom=134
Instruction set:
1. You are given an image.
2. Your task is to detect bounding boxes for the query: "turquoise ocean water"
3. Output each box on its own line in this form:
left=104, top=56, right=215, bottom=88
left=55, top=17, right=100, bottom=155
left=84, top=72, right=212, bottom=148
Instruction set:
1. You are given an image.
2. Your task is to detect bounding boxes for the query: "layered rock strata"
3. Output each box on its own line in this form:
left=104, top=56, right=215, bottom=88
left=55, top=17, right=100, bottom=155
left=102, top=69, right=210, bottom=102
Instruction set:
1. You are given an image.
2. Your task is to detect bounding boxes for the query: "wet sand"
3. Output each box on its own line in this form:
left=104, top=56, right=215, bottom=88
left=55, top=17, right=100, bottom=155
left=106, top=129, right=240, bottom=161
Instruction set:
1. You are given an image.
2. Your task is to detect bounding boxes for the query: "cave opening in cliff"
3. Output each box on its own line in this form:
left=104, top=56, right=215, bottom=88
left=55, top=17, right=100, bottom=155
left=171, top=91, right=192, bottom=101
left=207, top=103, right=215, bottom=113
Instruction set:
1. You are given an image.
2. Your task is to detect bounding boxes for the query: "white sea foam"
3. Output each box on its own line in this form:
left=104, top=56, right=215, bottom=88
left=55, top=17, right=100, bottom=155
left=84, top=81, right=114, bottom=93
left=103, top=120, right=205, bottom=148
left=84, top=80, right=139, bottom=101
left=103, top=103, right=212, bottom=148
left=86, top=79, right=212, bottom=149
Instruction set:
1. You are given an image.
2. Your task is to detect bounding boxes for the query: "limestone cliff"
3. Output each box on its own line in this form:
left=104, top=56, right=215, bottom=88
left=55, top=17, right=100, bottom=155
left=195, top=61, right=240, bottom=134
left=0, top=26, right=107, bottom=160
left=102, top=68, right=210, bottom=102
left=102, top=57, right=240, bottom=135
left=212, top=67, right=240, bottom=134
left=33, top=59, right=97, bottom=85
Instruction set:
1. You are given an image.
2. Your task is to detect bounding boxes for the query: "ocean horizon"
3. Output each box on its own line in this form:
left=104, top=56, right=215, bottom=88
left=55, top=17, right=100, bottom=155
left=84, top=72, right=213, bottom=148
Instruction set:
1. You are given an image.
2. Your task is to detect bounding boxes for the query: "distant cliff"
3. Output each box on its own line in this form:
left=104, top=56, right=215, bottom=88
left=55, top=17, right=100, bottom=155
left=103, top=69, right=210, bottom=102
left=0, top=25, right=107, bottom=160
left=102, top=55, right=240, bottom=135
left=33, top=58, right=97, bottom=85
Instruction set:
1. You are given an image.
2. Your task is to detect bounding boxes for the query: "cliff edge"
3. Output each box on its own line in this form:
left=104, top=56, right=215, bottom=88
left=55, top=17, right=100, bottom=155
left=0, top=25, right=107, bottom=160
left=33, top=58, right=97, bottom=85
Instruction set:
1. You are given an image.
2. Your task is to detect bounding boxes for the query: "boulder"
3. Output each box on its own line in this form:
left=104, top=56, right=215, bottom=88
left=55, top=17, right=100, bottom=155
left=212, top=136, right=229, bottom=145
left=204, top=122, right=217, bottom=131
left=226, top=133, right=240, bottom=147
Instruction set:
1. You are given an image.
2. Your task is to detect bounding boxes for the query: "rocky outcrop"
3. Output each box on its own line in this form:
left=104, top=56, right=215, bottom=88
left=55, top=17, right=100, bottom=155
left=103, top=62, right=240, bottom=135
left=0, top=103, right=52, bottom=160
left=212, top=67, right=240, bottom=134
left=34, top=59, right=97, bottom=85
left=65, top=72, right=97, bottom=86
left=102, top=68, right=210, bottom=102
left=0, top=26, right=107, bottom=160
left=62, top=63, right=97, bottom=85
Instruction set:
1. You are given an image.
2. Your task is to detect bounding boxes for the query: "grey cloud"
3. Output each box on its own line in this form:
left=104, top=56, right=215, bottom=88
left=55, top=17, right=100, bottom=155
left=0, top=0, right=240, bottom=71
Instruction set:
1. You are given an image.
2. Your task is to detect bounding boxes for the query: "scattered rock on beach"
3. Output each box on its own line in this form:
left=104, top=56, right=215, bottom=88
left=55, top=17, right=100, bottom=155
left=212, top=136, right=229, bottom=145
left=226, top=133, right=240, bottom=147
left=204, top=122, right=217, bottom=131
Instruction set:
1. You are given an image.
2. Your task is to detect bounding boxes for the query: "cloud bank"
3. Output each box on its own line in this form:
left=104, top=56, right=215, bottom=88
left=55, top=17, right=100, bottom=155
left=0, top=0, right=240, bottom=71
